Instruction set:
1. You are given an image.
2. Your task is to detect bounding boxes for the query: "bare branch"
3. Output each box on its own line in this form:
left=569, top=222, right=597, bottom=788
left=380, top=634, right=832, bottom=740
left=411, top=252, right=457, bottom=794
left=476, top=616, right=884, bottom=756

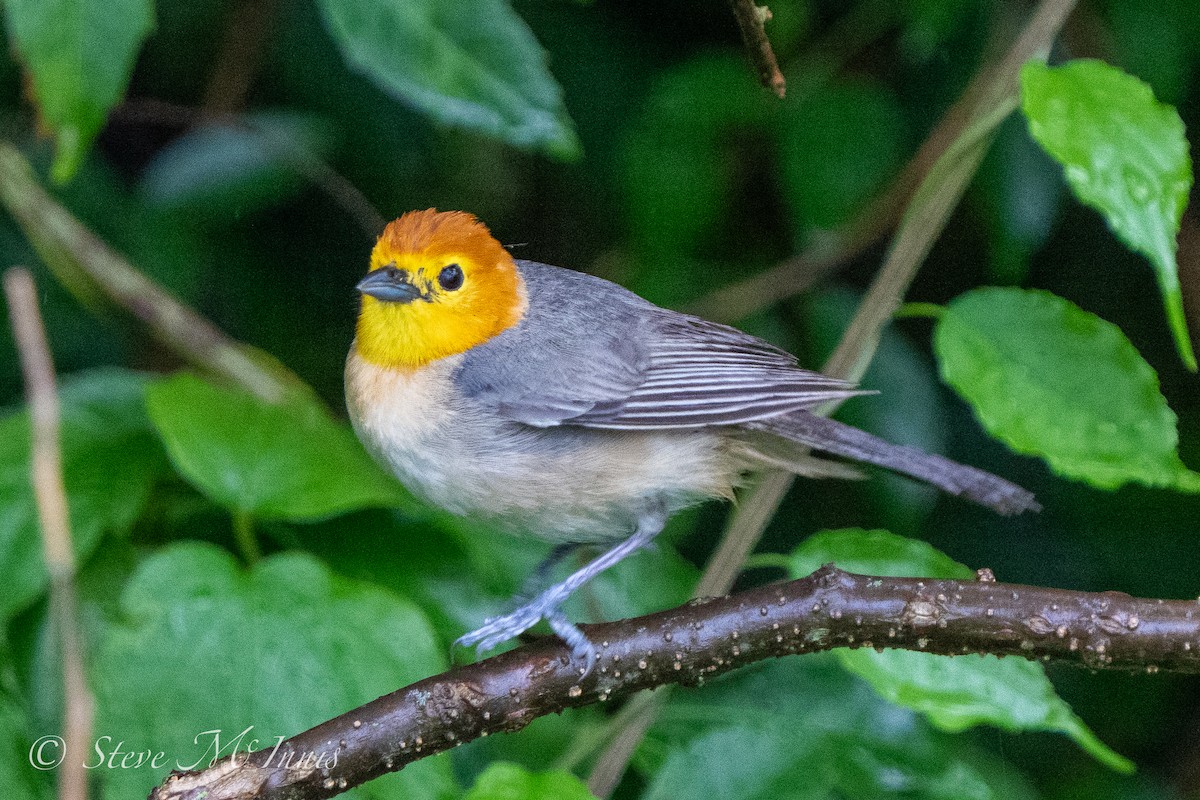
left=149, top=567, right=1200, bottom=800
left=202, top=0, right=279, bottom=114
left=729, top=0, right=786, bottom=98
left=5, top=267, right=94, bottom=800
left=114, top=99, right=387, bottom=238
left=0, top=142, right=310, bottom=404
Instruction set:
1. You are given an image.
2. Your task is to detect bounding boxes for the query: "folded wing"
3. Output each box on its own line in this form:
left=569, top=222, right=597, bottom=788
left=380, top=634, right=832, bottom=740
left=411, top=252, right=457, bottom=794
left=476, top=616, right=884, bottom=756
left=456, top=261, right=862, bottom=429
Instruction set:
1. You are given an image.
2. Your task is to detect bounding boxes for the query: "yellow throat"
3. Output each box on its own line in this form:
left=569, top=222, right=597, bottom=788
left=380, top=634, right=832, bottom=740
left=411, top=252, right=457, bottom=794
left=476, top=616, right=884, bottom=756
left=354, top=210, right=527, bottom=369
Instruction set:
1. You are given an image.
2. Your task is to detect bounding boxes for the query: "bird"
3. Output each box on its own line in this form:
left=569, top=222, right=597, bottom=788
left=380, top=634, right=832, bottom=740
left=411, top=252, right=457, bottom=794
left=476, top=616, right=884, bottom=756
left=345, top=209, right=1037, bottom=672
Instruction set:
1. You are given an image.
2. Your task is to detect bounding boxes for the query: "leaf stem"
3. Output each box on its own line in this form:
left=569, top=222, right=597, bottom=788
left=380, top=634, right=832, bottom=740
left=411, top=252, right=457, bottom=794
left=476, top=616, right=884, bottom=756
left=895, top=302, right=945, bottom=320
left=233, top=510, right=261, bottom=565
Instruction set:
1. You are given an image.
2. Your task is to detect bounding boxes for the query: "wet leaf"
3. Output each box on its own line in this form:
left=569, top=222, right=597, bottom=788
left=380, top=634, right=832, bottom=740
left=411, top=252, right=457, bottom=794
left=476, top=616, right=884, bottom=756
left=92, top=543, right=455, bottom=800
left=934, top=287, right=1199, bottom=491
left=316, top=0, right=579, bottom=159
left=1021, top=60, right=1195, bottom=369
left=790, top=528, right=1134, bottom=773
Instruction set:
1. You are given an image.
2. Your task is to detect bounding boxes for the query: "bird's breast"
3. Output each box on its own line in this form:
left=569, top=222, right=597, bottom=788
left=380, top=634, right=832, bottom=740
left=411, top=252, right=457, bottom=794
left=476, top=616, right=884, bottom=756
left=345, top=349, right=739, bottom=543
left=345, top=350, right=462, bottom=496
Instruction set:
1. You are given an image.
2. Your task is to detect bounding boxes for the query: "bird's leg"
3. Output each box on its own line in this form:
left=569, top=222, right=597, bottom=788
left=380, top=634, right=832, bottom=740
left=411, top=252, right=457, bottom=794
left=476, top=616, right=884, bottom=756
left=454, top=501, right=668, bottom=674
left=517, top=542, right=583, bottom=601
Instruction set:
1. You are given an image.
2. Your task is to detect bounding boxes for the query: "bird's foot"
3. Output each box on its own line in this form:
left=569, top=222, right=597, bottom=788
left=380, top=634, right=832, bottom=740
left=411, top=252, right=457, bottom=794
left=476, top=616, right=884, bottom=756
left=453, top=582, right=597, bottom=673
left=454, top=501, right=668, bottom=677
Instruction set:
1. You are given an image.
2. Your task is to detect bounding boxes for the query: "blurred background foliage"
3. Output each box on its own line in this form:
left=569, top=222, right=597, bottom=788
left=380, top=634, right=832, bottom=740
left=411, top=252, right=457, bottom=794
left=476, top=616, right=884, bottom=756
left=0, top=0, right=1199, bottom=799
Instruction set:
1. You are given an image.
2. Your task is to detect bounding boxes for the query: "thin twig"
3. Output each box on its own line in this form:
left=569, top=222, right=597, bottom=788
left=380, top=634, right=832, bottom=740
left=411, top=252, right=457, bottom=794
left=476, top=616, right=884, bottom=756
left=4, top=267, right=94, bottom=800
left=116, top=99, right=387, bottom=239
left=202, top=0, right=279, bottom=114
left=729, top=0, right=787, bottom=97
left=588, top=0, right=1079, bottom=792
left=150, top=566, right=1200, bottom=800
left=0, top=141, right=311, bottom=404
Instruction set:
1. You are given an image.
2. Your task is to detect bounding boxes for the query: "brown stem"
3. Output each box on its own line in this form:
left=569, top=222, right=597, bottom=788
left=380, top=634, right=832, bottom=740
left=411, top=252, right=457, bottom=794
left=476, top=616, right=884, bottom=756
left=115, top=99, right=386, bottom=238
left=4, top=267, right=94, bottom=800
left=0, top=141, right=310, bottom=404
left=149, top=566, right=1200, bottom=800
left=202, top=0, right=279, bottom=114
left=587, top=0, right=1081, bottom=792
left=728, top=0, right=787, bottom=98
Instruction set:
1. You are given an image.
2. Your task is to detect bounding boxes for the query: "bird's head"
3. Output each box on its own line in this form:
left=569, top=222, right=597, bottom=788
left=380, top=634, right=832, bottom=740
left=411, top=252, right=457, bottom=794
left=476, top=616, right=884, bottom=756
left=353, top=209, right=527, bottom=368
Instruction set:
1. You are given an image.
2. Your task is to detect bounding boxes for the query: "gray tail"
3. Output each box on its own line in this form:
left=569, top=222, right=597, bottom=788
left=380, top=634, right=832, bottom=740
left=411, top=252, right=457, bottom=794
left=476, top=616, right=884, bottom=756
left=745, top=411, right=1039, bottom=516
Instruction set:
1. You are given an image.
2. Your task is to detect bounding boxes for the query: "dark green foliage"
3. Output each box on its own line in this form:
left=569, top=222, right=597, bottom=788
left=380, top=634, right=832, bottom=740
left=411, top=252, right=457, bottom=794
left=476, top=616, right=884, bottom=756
left=0, top=2, right=1197, bottom=799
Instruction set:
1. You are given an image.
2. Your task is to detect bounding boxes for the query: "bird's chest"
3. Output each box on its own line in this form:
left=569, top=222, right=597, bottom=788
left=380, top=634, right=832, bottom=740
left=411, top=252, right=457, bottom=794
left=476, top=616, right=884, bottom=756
left=346, top=353, right=549, bottom=513
left=345, top=353, right=472, bottom=499
left=345, top=351, right=734, bottom=541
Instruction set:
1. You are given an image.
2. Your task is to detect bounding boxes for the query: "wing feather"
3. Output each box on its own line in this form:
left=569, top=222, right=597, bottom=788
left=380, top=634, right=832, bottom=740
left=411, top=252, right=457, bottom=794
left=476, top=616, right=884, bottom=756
left=566, top=314, right=863, bottom=429
left=456, top=261, right=864, bottom=429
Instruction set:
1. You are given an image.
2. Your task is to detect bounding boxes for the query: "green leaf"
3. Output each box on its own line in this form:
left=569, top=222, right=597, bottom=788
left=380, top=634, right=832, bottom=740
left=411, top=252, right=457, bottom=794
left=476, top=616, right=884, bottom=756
left=139, top=111, right=338, bottom=217
left=145, top=373, right=408, bottom=520
left=316, top=0, right=578, bottom=159
left=645, top=657, right=1037, bottom=800
left=92, top=543, right=455, bottom=800
left=463, top=762, right=593, bottom=800
left=789, top=528, right=1134, bottom=773
left=3, top=0, right=154, bottom=181
left=0, top=369, right=167, bottom=622
left=934, top=287, right=1199, bottom=492
left=292, top=508, right=514, bottom=645
left=835, top=647, right=1133, bottom=773
left=0, top=691, right=52, bottom=800
left=20, top=537, right=140, bottom=738
left=1020, top=59, right=1195, bottom=369
left=789, top=528, right=971, bottom=581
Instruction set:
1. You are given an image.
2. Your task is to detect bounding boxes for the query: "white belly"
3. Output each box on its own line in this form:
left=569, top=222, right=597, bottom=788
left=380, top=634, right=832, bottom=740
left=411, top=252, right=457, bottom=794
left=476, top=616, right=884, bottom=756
left=345, top=351, right=737, bottom=543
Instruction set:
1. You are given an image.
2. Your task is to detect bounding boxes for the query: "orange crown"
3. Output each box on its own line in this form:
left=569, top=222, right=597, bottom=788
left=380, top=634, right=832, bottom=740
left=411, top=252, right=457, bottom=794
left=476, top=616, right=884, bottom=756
left=354, top=210, right=527, bottom=369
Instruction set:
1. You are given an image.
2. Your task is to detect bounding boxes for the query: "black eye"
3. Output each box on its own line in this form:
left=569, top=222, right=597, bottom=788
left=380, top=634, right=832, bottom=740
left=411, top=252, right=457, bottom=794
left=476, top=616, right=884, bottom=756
left=438, top=264, right=464, bottom=291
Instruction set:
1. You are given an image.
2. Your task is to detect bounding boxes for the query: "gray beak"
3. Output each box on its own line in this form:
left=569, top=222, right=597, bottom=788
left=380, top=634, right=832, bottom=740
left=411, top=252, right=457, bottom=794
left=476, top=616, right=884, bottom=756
left=357, top=266, right=423, bottom=303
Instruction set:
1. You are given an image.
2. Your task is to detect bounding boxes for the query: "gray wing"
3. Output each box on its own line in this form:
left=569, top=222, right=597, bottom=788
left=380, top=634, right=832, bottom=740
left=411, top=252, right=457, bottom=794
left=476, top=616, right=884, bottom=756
left=455, top=261, right=862, bottom=430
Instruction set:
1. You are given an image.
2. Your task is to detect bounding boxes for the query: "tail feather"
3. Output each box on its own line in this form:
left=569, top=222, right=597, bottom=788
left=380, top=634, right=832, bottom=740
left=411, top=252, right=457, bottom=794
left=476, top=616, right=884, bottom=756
left=745, top=411, right=1039, bottom=516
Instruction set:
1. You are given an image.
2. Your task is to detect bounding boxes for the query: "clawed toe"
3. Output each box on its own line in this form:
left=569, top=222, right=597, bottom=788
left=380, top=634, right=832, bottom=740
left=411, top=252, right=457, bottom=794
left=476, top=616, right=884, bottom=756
left=453, top=607, right=541, bottom=656
left=452, top=600, right=598, bottom=675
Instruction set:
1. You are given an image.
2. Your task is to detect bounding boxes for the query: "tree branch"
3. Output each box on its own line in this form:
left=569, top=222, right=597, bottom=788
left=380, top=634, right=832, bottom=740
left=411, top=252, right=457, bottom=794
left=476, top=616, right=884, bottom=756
left=0, top=141, right=311, bottom=404
left=149, top=566, right=1200, bottom=800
